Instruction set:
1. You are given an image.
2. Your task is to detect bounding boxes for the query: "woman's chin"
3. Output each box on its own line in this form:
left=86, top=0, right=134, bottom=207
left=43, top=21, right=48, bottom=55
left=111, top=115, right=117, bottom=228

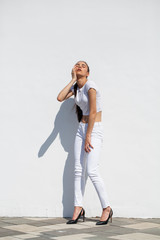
left=76, top=73, right=84, bottom=78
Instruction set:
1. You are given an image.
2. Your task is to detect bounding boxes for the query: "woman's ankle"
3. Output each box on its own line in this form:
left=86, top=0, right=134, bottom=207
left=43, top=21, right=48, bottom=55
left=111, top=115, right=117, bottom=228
left=103, top=206, right=111, bottom=211
left=74, top=206, right=83, bottom=210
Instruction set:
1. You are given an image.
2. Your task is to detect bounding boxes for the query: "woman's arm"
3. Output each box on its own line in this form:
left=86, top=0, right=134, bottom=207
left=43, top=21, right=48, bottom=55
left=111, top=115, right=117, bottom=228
left=57, top=65, right=77, bottom=102
left=57, top=79, right=75, bottom=102
left=85, top=88, right=97, bottom=153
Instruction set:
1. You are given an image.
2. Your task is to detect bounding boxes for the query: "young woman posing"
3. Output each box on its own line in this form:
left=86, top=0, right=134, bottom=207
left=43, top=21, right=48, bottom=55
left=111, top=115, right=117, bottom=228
left=57, top=61, right=113, bottom=225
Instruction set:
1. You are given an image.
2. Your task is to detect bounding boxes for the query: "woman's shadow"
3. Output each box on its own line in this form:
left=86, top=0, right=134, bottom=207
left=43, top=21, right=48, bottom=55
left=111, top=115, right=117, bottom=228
left=38, top=98, right=79, bottom=217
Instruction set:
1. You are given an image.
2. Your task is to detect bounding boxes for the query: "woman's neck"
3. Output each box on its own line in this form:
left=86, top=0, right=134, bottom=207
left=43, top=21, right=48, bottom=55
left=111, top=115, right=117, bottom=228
left=77, top=77, right=88, bottom=89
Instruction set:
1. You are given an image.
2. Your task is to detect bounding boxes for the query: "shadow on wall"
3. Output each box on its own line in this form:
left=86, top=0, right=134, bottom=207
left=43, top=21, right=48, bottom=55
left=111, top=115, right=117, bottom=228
left=38, top=98, right=79, bottom=217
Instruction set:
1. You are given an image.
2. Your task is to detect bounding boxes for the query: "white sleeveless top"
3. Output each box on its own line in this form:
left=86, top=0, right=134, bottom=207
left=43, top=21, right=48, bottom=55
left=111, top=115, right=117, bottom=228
left=70, top=80, right=102, bottom=115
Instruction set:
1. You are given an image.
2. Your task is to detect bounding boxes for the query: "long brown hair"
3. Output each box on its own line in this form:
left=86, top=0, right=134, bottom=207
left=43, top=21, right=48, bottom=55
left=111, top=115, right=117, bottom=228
left=73, top=61, right=90, bottom=122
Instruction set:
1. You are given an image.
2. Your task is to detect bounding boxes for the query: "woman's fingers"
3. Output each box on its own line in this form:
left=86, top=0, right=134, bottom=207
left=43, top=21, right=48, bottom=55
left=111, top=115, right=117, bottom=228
left=85, top=143, right=94, bottom=153
left=85, top=147, right=90, bottom=153
left=73, top=65, right=77, bottom=71
left=90, top=143, right=94, bottom=149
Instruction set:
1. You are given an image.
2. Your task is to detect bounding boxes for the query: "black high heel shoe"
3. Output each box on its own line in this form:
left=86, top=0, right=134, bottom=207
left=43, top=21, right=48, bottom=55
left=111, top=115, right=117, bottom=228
left=66, top=208, right=85, bottom=224
left=96, top=208, right=113, bottom=225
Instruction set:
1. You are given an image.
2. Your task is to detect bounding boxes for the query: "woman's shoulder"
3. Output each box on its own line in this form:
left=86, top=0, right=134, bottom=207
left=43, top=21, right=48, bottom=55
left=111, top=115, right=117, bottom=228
left=85, top=80, right=99, bottom=91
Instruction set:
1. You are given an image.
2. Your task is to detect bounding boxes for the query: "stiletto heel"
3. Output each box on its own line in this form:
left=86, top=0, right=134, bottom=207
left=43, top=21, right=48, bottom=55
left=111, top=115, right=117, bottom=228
left=82, top=209, right=86, bottom=222
left=66, top=208, right=85, bottom=224
left=96, top=208, right=113, bottom=225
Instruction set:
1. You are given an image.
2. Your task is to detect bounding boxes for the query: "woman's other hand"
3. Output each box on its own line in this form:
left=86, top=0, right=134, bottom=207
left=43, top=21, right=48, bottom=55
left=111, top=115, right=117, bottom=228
left=85, top=135, right=94, bottom=153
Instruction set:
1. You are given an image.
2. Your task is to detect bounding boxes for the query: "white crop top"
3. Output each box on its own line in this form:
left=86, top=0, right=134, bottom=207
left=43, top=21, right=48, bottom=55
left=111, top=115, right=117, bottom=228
left=70, top=80, right=102, bottom=115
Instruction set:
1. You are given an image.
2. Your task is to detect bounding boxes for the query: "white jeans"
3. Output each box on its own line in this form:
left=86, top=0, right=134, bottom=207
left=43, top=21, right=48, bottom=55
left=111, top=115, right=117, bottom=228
left=74, top=121, right=110, bottom=209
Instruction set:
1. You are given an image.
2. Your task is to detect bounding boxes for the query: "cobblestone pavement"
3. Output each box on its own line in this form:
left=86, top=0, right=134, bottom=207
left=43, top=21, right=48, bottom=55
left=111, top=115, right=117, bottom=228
left=0, top=216, right=160, bottom=240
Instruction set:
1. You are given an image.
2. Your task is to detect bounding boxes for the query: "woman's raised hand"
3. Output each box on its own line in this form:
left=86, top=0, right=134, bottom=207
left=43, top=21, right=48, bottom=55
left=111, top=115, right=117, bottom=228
left=71, top=65, right=78, bottom=81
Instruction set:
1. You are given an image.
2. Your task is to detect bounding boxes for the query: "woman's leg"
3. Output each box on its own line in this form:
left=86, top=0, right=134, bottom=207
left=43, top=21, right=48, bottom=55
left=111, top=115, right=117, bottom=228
left=85, top=123, right=110, bottom=209
left=74, top=128, right=86, bottom=207
left=70, top=126, right=87, bottom=220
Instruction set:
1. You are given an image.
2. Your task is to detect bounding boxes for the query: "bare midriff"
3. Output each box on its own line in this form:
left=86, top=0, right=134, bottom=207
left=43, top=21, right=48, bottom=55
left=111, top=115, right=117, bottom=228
left=81, top=111, right=102, bottom=123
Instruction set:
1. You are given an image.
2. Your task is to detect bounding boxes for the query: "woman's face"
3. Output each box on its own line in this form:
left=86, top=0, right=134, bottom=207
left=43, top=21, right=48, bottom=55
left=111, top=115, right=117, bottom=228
left=75, top=61, right=89, bottom=78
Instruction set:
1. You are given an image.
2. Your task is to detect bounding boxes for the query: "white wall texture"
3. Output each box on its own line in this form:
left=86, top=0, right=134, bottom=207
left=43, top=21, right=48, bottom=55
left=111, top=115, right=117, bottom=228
left=0, top=0, right=160, bottom=218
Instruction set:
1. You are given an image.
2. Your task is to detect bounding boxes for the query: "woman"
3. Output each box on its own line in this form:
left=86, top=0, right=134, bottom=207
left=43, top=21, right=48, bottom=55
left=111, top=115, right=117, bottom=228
left=57, top=61, right=113, bottom=225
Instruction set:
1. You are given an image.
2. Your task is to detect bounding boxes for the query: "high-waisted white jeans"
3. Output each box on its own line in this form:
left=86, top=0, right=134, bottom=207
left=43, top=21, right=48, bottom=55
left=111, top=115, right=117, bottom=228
left=74, top=121, right=110, bottom=209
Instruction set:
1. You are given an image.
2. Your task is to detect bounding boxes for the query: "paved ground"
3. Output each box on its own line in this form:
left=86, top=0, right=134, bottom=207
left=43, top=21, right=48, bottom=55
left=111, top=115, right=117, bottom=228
left=0, top=216, right=160, bottom=240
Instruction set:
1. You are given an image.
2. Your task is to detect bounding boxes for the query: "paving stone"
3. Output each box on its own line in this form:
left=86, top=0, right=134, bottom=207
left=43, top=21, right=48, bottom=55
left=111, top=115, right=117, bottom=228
left=10, top=233, right=40, bottom=239
left=110, top=218, right=143, bottom=225
left=0, top=227, right=25, bottom=238
left=44, top=223, right=92, bottom=230
left=87, top=236, right=118, bottom=240
left=26, top=237, right=53, bottom=240
left=51, top=233, right=96, bottom=240
left=1, top=218, right=40, bottom=225
left=25, top=221, right=56, bottom=227
left=0, top=222, right=18, bottom=227
left=140, top=227, right=160, bottom=237
left=109, top=232, right=160, bottom=240
left=0, top=237, right=21, bottom=240
left=122, top=222, right=160, bottom=230
left=25, top=218, right=54, bottom=221
left=26, top=218, right=67, bottom=225
left=141, top=218, right=160, bottom=224
left=2, top=224, right=41, bottom=233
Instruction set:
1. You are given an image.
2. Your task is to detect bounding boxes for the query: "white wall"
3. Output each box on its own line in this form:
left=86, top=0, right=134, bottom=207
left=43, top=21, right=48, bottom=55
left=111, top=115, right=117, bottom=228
left=0, top=0, right=160, bottom=218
